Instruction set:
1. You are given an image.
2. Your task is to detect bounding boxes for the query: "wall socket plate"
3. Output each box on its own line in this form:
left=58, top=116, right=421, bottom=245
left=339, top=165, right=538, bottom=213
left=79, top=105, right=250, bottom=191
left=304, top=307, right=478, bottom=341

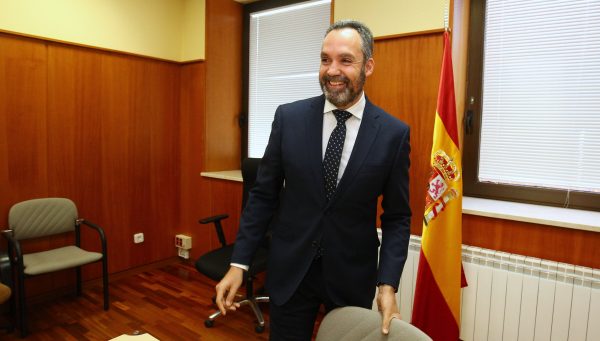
left=178, top=248, right=189, bottom=259
left=175, top=234, right=192, bottom=250
left=133, top=232, right=144, bottom=244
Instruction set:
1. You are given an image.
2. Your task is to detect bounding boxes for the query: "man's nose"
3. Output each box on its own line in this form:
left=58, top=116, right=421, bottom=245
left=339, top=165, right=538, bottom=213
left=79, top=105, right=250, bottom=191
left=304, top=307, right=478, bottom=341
left=326, top=62, right=341, bottom=76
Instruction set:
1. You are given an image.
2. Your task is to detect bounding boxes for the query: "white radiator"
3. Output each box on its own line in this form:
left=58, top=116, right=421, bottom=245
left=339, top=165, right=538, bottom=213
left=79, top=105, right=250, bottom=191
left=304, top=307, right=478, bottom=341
left=374, top=234, right=600, bottom=341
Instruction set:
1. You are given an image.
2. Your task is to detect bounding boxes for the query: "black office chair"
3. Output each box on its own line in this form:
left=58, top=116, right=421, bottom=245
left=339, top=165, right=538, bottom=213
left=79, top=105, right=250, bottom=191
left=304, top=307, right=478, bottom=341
left=195, top=158, right=270, bottom=333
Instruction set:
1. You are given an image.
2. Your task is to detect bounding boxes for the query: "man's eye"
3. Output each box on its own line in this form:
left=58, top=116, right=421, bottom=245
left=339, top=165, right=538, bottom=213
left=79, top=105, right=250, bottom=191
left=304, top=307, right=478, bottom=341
left=321, top=58, right=330, bottom=64
left=342, top=59, right=353, bottom=65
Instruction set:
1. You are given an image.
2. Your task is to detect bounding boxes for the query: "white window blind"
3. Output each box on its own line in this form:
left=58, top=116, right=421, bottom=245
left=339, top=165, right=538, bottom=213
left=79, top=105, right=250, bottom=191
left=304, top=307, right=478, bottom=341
left=479, top=0, right=600, bottom=193
left=248, top=0, right=330, bottom=158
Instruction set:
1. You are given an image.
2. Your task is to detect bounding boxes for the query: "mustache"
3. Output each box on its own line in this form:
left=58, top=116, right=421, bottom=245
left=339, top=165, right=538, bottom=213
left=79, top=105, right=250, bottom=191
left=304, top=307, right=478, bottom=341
left=322, top=75, right=349, bottom=84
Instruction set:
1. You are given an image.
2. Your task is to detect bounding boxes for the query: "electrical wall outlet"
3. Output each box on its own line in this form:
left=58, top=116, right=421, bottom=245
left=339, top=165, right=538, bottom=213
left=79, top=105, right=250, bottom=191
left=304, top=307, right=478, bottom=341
left=133, top=232, right=144, bottom=244
left=175, top=234, right=192, bottom=250
left=178, top=248, right=189, bottom=259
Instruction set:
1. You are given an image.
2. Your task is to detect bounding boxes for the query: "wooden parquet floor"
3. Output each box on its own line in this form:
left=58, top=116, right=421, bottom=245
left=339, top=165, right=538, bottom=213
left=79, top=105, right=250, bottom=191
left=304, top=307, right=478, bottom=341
left=0, top=259, right=322, bottom=340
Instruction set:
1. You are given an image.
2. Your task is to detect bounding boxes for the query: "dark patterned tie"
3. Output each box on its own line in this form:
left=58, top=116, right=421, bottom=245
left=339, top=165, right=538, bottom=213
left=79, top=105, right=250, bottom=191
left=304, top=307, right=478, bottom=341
left=323, top=109, right=352, bottom=201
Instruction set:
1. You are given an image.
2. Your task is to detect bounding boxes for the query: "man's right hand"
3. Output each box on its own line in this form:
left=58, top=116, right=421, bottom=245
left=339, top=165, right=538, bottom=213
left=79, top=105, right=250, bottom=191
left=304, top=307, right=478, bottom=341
left=215, top=266, right=244, bottom=315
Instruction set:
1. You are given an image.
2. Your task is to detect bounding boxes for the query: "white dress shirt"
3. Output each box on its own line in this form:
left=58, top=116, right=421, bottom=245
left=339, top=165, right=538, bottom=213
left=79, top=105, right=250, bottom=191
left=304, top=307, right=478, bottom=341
left=322, top=92, right=365, bottom=184
left=231, top=92, right=366, bottom=271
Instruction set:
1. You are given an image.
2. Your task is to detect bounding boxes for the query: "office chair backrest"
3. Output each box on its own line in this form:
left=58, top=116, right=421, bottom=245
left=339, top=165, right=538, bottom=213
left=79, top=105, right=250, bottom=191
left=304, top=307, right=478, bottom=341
left=316, top=306, right=432, bottom=341
left=9, top=198, right=78, bottom=240
left=241, top=158, right=262, bottom=209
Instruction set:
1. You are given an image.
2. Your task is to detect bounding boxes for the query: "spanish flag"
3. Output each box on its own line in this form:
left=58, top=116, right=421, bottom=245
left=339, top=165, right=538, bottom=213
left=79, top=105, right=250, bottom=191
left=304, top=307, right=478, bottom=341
left=411, top=31, right=465, bottom=340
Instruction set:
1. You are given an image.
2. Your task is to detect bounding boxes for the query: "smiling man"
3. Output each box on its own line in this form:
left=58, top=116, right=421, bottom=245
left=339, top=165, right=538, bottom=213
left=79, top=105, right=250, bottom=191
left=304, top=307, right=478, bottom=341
left=215, top=20, right=412, bottom=341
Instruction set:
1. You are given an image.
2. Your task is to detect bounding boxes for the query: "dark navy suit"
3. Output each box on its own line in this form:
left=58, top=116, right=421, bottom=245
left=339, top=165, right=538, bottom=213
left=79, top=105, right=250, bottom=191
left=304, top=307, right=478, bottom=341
left=231, top=94, right=411, bottom=311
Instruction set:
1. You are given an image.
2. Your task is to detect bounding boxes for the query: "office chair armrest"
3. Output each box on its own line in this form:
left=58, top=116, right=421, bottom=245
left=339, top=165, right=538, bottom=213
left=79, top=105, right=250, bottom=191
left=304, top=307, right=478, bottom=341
left=1, top=229, right=24, bottom=270
left=198, top=214, right=229, bottom=248
left=199, top=214, right=229, bottom=224
left=76, top=219, right=108, bottom=256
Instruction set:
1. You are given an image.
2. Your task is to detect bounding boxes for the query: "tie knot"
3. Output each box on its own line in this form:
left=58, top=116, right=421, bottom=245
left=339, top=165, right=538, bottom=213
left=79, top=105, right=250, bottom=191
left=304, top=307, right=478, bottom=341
left=333, top=110, right=352, bottom=124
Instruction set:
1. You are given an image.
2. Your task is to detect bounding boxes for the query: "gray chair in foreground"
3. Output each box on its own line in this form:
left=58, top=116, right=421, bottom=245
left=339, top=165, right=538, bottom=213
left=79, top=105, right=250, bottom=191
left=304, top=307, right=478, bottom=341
left=316, top=306, right=432, bottom=341
left=2, top=198, right=108, bottom=337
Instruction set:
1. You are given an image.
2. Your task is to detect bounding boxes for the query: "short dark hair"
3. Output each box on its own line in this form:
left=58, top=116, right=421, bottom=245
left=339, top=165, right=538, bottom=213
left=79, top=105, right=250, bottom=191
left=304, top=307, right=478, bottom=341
left=325, top=20, right=374, bottom=61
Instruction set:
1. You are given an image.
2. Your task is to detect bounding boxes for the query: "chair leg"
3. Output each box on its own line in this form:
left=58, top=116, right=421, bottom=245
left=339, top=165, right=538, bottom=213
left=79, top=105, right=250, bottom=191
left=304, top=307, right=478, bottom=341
left=102, top=257, right=109, bottom=310
left=248, top=298, right=265, bottom=328
left=204, top=296, right=269, bottom=332
left=76, top=267, right=82, bottom=297
left=17, top=272, right=26, bottom=338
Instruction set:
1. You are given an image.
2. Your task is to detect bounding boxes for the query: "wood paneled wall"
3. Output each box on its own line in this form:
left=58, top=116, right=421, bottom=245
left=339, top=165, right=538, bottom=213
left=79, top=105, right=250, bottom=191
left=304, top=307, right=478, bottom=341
left=179, top=60, right=244, bottom=260
left=179, top=0, right=243, bottom=262
left=366, top=33, right=443, bottom=237
left=204, top=0, right=243, bottom=171
left=0, top=32, right=183, bottom=295
left=0, top=0, right=244, bottom=298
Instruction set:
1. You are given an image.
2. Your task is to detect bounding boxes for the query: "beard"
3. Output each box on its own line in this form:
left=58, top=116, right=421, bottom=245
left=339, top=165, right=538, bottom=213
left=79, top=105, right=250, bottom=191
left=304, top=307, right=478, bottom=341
left=320, top=66, right=366, bottom=108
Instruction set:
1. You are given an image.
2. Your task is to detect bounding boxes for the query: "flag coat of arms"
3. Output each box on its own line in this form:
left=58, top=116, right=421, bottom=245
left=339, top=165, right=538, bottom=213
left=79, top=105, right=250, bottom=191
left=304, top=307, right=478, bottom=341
left=411, top=30, right=465, bottom=340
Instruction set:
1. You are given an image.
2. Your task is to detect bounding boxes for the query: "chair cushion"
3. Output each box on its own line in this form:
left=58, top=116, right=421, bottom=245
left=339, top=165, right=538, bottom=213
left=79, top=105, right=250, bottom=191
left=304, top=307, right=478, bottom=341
left=316, top=306, right=432, bottom=341
left=0, top=283, right=10, bottom=304
left=23, top=246, right=103, bottom=275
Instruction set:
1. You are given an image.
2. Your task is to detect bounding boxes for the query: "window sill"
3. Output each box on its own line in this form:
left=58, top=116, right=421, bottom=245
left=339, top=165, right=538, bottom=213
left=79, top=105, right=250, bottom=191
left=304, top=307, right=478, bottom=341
left=463, top=196, right=600, bottom=233
left=200, top=170, right=243, bottom=182
left=196, top=177, right=599, bottom=233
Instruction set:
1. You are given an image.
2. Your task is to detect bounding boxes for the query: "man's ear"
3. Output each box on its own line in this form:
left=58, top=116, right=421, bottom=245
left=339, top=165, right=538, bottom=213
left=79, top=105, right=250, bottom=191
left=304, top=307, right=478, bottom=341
left=365, top=58, right=375, bottom=77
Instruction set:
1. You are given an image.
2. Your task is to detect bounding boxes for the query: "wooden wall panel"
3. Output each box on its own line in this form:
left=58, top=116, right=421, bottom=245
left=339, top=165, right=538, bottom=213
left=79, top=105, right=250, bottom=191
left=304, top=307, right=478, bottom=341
left=209, top=179, right=243, bottom=248
left=1, top=33, right=183, bottom=297
left=204, top=0, right=243, bottom=171
left=0, top=33, right=49, bottom=217
left=179, top=61, right=215, bottom=261
left=366, top=33, right=444, bottom=236
left=463, top=215, right=600, bottom=269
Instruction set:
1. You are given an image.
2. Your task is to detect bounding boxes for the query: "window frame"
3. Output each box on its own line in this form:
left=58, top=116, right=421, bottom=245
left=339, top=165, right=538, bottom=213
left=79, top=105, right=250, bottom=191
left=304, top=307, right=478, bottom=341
left=463, top=0, right=600, bottom=212
left=241, top=0, right=323, bottom=160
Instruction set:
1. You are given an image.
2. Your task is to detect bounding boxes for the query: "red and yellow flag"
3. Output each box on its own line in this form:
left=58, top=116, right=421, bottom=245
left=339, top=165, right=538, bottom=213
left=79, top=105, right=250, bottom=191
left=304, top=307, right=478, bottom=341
left=411, top=31, right=465, bottom=340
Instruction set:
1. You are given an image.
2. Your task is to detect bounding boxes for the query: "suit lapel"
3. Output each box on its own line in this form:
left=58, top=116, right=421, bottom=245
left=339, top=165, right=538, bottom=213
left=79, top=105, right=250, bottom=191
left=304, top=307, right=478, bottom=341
left=305, top=95, right=326, bottom=199
left=334, top=98, right=381, bottom=199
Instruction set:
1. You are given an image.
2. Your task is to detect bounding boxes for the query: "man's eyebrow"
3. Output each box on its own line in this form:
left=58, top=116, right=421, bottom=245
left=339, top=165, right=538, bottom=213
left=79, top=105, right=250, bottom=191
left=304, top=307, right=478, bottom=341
left=320, top=52, right=356, bottom=59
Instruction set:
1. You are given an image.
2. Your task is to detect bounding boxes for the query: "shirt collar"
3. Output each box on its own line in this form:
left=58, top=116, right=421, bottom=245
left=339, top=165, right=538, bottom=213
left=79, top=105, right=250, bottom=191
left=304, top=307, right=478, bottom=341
left=323, top=92, right=365, bottom=120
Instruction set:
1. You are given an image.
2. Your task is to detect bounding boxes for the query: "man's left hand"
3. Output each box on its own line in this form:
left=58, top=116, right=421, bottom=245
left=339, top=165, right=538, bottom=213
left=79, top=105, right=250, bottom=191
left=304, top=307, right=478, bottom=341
left=376, top=284, right=402, bottom=335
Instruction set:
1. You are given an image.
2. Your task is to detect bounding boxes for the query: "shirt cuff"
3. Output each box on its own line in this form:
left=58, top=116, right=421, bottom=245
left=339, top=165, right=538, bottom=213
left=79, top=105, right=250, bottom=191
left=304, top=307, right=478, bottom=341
left=230, top=263, right=249, bottom=271
left=377, top=282, right=398, bottom=293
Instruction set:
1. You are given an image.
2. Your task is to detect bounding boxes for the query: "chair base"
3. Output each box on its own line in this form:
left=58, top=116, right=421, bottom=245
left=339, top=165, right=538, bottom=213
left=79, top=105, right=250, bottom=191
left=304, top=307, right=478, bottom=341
left=204, top=296, right=269, bottom=333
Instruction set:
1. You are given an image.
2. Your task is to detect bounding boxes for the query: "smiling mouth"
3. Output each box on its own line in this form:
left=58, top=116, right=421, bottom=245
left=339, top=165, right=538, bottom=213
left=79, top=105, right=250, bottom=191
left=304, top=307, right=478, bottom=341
left=327, top=80, right=347, bottom=89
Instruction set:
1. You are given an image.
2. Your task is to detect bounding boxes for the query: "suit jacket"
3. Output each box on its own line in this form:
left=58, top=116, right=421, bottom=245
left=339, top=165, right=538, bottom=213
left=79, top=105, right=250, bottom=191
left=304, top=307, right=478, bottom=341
left=232, top=94, right=411, bottom=308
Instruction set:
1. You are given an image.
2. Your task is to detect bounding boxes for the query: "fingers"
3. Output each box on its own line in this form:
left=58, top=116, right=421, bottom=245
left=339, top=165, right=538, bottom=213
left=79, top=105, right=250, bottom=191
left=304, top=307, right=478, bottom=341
left=225, top=281, right=241, bottom=309
left=381, top=313, right=402, bottom=335
left=215, top=267, right=244, bottom=316
left=215, top=282, right=227, bottom=315
left=381, top=310, right=392, bottom=335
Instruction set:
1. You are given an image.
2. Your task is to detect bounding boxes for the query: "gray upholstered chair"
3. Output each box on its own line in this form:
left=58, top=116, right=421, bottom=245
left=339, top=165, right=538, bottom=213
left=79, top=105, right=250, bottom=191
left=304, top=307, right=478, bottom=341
left=316, top=306, right=432, bottom=341
left=2, top=198, right=108, bottom=337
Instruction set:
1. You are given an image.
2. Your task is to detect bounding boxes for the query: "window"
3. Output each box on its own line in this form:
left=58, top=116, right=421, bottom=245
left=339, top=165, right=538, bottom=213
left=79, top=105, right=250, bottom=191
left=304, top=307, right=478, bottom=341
left=464, top=0, right=600, bottom=211
left=244, top=0, right=331, bottom=158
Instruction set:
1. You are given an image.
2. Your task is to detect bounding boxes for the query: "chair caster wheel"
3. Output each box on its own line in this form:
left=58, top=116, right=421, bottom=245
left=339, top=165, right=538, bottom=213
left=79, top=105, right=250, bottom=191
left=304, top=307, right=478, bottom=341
left=255, top=325, right=265, bottom=333
left=204, top=319, right=214, bottom=328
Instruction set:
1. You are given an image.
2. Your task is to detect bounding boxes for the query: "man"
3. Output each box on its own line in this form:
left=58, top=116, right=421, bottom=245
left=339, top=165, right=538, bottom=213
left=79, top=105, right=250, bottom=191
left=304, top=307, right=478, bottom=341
left=216, top=20, right=411, bottom=340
